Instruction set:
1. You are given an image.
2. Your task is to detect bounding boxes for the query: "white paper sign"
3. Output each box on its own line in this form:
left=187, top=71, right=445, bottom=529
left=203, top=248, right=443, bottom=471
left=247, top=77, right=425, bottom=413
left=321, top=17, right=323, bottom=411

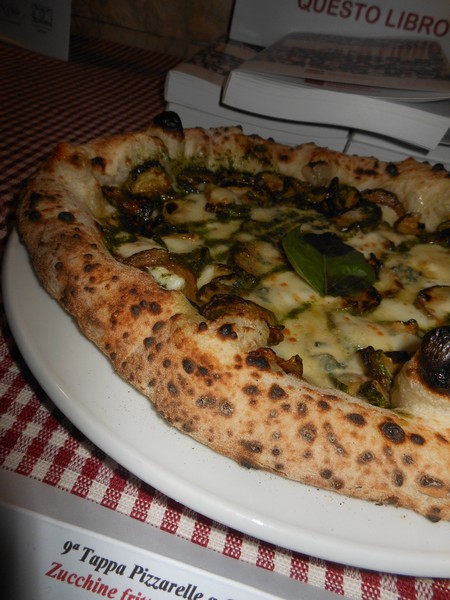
left=0, top=504, right=285, bottom=600
left=0, top=0, right=71, bottom=60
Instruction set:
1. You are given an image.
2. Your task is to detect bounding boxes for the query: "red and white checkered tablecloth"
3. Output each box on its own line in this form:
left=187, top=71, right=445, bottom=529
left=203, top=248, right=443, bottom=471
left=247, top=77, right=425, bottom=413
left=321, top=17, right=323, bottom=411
left=0, top=36, right=449, bottom=600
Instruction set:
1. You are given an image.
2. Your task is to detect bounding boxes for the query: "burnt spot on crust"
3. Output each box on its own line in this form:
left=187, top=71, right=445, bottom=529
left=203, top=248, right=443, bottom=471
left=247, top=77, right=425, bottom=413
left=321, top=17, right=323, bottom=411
left=182, top=422, right=193, bottom=433
left=152, top=320, right=165, bottom=332
left=299, top=423, right=317, bottom=443
left=426, top=506, right=442, bottom=522
left=307, top=159, right=327, bottom=170
left=331, top=478, right=344, bottom=490
left=358, top=450, right=375, bottom=464
left=379, top=421, right=406, bottom=444
left=403, top=454, right=414, bottom=465
left=320, top=470, right=344, bottom=489
left=324, top=423, right=346, bottom=455
left=386, top=162, right=399, bottom=177
left=320, top=468, right=332, bottom=480
left=346, top=413, right=366, bottom=427
left=269, top=383, right=287, bottom=400
left=68, top=152, right=84, bottom=168
left=143, top=336, right=155, bottom=348
left=131, top=305, right=142, bottom=318
left=393, top=470, right=404, bottom=487
left=197, top=366, right=209, bottom=377
left=28, top=191, right=45, bottom=208
left=246, top=352, right=269, bottom=371
left=84, top=262, right=100, bottom=273
left=196, top=395, right=216, bottom=408
left=355, top=167, right=378, bottom=177
left=297, top=401, right=308, bottom=416
left=220, top=401, right=234, bottom=416
left=167, top=381, right=179, bottom=396
left=243, top=385, right=259, bottom=396
left=240, top=439, right=263, bottom=454
left=317, top=399, right=331, bottom=411
left=410, top=433, right=426, bottom=445
left=58, top=211, right=75, bottom=223
left=153, top=111, right=184, bottom=133
left=217, top=323, right=237, bottom=339
left=419, top=474, right=445, bottom=491
left=182, top=358, right=195, bottom=374
left=198, top=321, right=208, bottom=332
left=149, top=302, right=162, bottom=314
left=54, top=261, right=64, bottom=271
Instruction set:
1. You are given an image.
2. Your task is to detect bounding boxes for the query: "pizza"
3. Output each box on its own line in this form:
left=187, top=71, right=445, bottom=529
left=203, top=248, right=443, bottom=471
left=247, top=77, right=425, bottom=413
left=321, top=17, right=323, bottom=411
left=17, top=111, right=450, bottom=522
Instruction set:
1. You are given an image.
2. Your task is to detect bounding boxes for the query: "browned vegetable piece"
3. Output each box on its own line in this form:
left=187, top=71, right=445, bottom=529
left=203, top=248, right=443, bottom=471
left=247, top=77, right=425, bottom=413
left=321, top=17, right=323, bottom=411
left=123, top=248, right=197, bottom=303
left=418, top=325, right=450, bottom=391
left=200, top=294, right=284, bottom=345
left=275, top=354, right=304, bottom=378
left=341, top=285, right=382, bottom=315
left=416, top=285, right=450, bottom=322
left=128, top=161, right=173, bottom=196
left=361, top=188, right=405, bottom=217
left=196, top=272, right=256, bottom=304
left=394, top=212, right=426, bottom=235
left=230, top=240, right=286, bottom=278
left=321, top=178, right=361, bottom=216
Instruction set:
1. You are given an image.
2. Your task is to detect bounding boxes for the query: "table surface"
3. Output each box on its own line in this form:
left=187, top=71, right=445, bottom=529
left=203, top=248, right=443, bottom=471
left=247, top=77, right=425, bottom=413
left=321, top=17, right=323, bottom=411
left=1, top=35, right=449, bottom=600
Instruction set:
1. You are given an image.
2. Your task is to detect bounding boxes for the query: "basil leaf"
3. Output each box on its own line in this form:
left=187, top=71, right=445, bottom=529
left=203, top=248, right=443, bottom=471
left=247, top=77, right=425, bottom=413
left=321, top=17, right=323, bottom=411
left=282, top=227, right=376, bottom=297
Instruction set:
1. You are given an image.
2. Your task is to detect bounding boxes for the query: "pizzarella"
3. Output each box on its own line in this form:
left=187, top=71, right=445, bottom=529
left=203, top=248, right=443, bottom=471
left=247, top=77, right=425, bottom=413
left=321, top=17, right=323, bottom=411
left=99, top=160, right=450, bottom=409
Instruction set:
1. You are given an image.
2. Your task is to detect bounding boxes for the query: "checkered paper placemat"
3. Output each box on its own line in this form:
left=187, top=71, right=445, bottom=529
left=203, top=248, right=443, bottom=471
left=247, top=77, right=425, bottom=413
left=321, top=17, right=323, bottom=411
left=1, top=36, right=449, bottom=600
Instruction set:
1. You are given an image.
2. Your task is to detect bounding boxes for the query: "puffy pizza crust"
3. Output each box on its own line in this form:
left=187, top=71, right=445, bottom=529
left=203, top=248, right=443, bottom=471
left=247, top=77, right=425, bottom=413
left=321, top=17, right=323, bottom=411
left=17, top=114, right=450, bottom=522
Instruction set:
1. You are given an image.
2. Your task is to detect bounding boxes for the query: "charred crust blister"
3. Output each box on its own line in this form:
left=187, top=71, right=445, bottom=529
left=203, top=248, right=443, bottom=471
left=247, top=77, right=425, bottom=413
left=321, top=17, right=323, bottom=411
left=379, top=421, right=406, bottom=444
left=346, top=413, right=367, bottom=427
left=182, top=358, right=195, bottom=374
left=58, top=211, right=75, bottom=223
left=153, top=111, right=183, bottom=134
left=246, top=351, right=270, bottom=371
left=269, top=383, right=287, bottom=400
left=299, top=423, right=317, bottom=443
left=358, top=451, right=375, bottom=464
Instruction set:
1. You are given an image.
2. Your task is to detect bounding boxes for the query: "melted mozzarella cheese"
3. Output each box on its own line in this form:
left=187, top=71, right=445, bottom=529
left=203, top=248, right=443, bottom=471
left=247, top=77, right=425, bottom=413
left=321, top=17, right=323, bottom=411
left=117, top=237, right=160, bottom=258
left=148, top=266, right=185, bottom=291
left=162, top=233, right=203, bottom=253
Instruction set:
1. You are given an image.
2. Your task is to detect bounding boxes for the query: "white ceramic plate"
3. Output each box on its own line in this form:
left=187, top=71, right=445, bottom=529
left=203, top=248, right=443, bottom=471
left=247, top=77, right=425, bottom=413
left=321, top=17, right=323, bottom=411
left=3, top=230, right=450, bottom=577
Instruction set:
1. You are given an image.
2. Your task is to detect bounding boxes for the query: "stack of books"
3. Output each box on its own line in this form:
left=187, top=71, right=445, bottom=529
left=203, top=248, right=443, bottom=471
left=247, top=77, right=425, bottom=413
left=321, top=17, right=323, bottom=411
left=164, top=0, right=450, bottom=166
left=165, top=37, right=350, bottom=151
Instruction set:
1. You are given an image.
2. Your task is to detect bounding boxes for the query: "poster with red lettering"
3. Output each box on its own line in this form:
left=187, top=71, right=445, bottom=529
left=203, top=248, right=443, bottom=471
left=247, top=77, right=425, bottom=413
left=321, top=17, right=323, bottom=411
left=230, top=0, right=450, bottom=54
